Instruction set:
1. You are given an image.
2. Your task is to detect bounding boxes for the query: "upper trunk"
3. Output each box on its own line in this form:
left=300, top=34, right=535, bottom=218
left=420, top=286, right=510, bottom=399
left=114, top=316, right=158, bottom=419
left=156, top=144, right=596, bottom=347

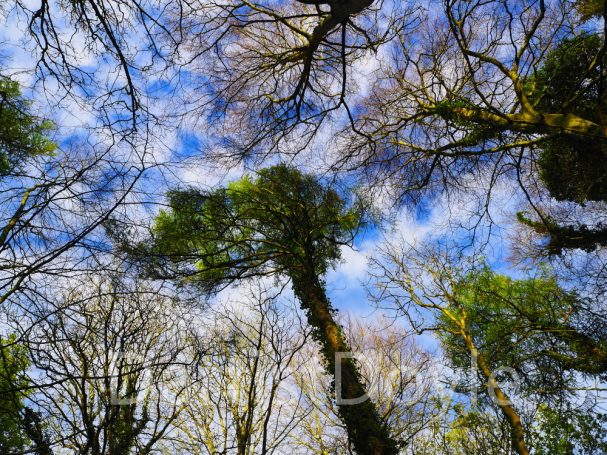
left=291, top=267, right=399, bottom=455
left=461, top=332, right=530, bottom=455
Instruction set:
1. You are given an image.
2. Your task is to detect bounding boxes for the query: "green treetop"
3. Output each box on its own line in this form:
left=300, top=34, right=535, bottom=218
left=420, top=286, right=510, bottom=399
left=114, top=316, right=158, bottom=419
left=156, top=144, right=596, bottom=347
left=149, top=165, right=358, bottom=289
left=0, top=76, right=56, bottom=176
left=528, top=32, right=607, bottom=204
left=140, top=164, right=399, bottom=455
left=440, top=267, right=607, bottom=380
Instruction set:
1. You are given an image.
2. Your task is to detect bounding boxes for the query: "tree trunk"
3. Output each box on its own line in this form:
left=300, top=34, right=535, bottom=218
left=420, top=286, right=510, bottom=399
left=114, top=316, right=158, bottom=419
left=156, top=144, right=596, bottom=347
left=291, top=270, right=399, bottom=455
left=461, top=332, right=530, bottom=455
left=447, top=106, right=606, bottom=139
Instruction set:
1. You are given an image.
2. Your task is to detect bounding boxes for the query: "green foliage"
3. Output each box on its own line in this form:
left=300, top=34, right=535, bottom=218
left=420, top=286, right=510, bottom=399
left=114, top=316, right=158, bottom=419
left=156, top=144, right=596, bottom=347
left=531, top=33, right=604, bottom=118
left=411, top=397, right=607, bottom=454
left=0, top=77, right=56, bottom=175
left=529, top=33, right=607, bottom=202
left=149, top=164, right=359, bottom=292
left=438, top=267, right=607, bottom=389
left=0, top=334, right=30, bottom=453
left=575, top=0, right=605, bottom=21
left=517, top=211, right=607, bottom=254
left=530, top=404, right=607, bottom=455
left=444, top=406, right=510, bottom=455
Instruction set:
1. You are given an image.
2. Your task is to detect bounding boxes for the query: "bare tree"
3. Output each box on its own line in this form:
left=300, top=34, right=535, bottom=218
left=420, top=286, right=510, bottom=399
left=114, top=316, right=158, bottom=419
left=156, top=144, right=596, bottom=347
left=0, top=135, right=148, bottom=313
left=5, top=0, right=187, bottom=135
left=172, top=284, right=312, bottom=455
left=166, top=0, right=417, bottom=159
left=21, top=272, right=195, bottom=455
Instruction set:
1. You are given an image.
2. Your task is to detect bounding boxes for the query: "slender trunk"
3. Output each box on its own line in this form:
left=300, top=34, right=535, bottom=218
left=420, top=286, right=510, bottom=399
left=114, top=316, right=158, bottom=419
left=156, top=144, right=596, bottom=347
left=291, top=269, right=399, bottom=455
left=239, top=319, right=264, bottom=455
left=461, top=332, right=530, bottom=455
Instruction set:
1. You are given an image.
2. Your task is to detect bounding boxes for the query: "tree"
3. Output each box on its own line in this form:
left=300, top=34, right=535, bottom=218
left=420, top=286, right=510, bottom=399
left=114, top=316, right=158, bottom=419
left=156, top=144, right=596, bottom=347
left=333, top=0, right=607, bottom=210
left=0, top=334, right=30, bottom=453
left=530, top=32, right=607, bottom=204
left=6, top=0, right=184, bottom=136
left=410, top=401, right=517, bottom=455
left=436, top=267, right=607, bottom=377
left=132, top=164, right=399, bottom=454
left=370, top=240, right=607, bottom=455
left=166, top=1, right=607, bottom=262
left=342, top=316, right=436, bottom=448
left=3, top=1, right=607, bottom=452
left=25, top=273, right=193, bottom=455
left=575, top=0, right=605, bottom=21
left=513, top=31, right=607, bottom=255
left=170, top=0, right=414, bottom=158
left=0, top=76, right=55, bottom=176
left=0, top=75, right=148, bottom=311
left=172, top=283, right=312, bottom=455
left=162, top=1, right=600, bottom=164
left=0, top=138, right=147, bottom=309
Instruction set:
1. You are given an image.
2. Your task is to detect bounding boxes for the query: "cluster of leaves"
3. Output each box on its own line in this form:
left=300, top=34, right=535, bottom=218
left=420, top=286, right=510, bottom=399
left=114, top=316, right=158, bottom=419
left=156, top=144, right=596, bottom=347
left=529, top=33, right=607, bottom=203
left=0, top=77, right=56, bottom=176
left=149, top=165, right=359, bottom=292
left=424, top=402, right=607, bottom=455
left=530, top=404, right=607, bottom=455
left=517, top=212, right=607, bottom=253
left=575, top=0, right=606, bottom=21
left=439, top=267, right=607, bottom=393
left=0, top=335, right=31, bottom=452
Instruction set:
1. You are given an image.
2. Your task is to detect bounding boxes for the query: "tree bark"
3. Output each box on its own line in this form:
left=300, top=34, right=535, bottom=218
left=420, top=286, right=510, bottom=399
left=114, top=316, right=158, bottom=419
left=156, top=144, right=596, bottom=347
left=291, top=268, right=399, bottom=455
left=448, top=107, right=606, bottom=139
left=461, top=332, right=530, bottom=455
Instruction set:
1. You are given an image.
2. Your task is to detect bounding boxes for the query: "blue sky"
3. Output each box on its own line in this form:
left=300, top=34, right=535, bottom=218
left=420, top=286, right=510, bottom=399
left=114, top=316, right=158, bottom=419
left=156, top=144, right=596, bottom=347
left=0, top=0, right=537, bottom=343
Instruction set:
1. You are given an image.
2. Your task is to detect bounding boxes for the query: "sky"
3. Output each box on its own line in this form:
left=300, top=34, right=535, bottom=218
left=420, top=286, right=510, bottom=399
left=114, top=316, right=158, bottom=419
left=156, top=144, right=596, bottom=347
left=0, top=0, right=533, bottom=338
left=5, top=2, right=607, bottom=432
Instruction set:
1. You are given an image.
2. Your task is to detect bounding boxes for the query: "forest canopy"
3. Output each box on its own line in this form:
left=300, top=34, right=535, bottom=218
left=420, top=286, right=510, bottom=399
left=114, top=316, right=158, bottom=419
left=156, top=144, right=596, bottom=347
left=0, top=1, right=606, bottom=454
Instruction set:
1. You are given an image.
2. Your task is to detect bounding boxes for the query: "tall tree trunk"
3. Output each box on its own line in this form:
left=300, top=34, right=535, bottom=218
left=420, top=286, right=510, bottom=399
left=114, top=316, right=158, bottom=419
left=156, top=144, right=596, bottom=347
left=461, top=332, right=530, bottom=455
left=291, top=270, right=399, bottom=455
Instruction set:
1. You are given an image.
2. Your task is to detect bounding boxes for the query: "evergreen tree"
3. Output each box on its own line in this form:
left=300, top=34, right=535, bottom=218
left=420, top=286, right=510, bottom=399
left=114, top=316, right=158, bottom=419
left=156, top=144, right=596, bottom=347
left=136, top=165, right=399, bottom=454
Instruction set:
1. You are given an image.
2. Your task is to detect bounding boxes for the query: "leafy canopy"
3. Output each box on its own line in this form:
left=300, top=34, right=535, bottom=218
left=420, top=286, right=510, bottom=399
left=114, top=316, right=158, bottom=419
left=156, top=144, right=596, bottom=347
left=439, top=267, right=607, bottom=385
left=0, top=77, right=56, bottom=175
left=528, top=33, right=607, bottom=202
left=530, top=404, right=607, bottom=455
left=149, top=165, right=359, bottom=291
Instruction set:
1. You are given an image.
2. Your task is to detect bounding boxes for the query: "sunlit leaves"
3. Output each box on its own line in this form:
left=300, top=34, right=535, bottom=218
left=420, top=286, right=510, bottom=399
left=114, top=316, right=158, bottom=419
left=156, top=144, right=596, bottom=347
left=0, top=77, right=56, bottom=176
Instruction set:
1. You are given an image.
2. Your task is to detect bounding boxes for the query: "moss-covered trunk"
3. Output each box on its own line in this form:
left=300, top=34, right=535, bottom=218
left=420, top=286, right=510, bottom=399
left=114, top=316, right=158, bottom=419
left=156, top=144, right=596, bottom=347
left=291, top=268, right=399, bottom=455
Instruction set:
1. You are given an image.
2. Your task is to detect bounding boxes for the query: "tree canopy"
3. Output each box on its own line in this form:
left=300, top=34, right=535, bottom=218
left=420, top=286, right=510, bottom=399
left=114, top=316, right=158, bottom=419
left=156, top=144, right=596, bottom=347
left=441, top=267, right=607, bottom=378
left=147, top=165, right=358, bottom=291
left=0, top=77, right=55, bottom=176
left=138, top=164, right=399, bottom=454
